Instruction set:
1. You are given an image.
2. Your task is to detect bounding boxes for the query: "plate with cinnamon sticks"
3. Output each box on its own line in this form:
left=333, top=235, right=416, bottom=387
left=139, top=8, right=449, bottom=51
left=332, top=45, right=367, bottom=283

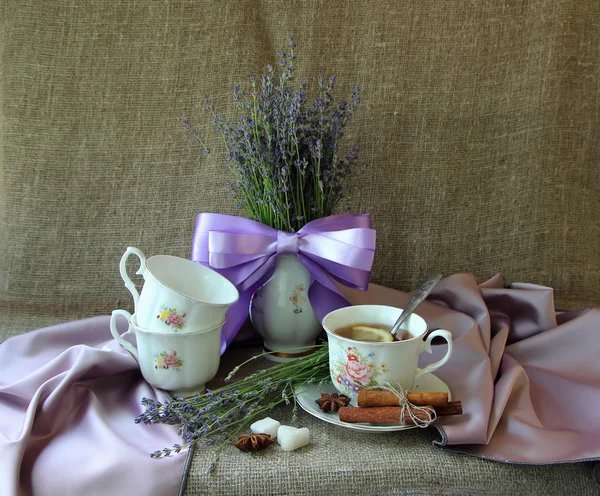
left=294, top=373, right=462, bottom=432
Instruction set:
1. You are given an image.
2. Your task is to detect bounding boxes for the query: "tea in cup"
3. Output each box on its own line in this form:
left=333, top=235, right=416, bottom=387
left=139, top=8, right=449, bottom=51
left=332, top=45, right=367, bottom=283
left=119, top=247, right=239, bottom=332
left=322, top=305, right=453, bottom=397
left=110, top=309, right=222, bottom=397
left=332, top=323, right=410, bottom=342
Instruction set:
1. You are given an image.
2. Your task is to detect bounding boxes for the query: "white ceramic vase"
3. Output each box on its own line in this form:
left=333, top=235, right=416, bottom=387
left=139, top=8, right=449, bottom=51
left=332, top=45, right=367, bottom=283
left=249, top=254, right=322, bottom=362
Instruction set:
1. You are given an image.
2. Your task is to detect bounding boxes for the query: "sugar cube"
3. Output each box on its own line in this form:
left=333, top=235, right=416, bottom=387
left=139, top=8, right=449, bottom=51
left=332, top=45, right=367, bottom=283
left=249, top=417, right=281, bottom=439
left=277, top=425, right=310, bottom=452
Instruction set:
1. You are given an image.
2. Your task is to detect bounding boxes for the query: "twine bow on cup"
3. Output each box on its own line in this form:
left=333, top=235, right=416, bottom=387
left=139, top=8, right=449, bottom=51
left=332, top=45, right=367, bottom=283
left=374, top=383, right=437, bottom=428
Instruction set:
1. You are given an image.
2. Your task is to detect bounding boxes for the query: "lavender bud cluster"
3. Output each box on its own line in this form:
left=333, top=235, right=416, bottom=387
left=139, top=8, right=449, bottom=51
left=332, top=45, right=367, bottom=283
left=183, top=35, right=367, bottom=233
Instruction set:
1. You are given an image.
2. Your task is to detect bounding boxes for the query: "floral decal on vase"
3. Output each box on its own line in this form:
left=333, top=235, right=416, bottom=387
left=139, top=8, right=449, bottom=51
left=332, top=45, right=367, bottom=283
left=154, top=350, right=183, bottom=371
left=289, top=284, right=306, bottom=314
left=331, top=344, right=388, bottom=396
left=156, top=305, right=187, bottom=330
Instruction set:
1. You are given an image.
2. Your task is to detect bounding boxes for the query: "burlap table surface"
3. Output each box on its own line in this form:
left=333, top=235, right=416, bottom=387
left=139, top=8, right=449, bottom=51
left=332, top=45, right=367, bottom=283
left=1, top=0, right=599, bottom=332
left=179, top=342, right=599, bottom=496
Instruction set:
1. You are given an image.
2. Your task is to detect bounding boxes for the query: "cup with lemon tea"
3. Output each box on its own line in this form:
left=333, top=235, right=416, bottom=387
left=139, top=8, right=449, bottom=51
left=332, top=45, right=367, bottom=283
left=322, top=305, right=453, bottom=397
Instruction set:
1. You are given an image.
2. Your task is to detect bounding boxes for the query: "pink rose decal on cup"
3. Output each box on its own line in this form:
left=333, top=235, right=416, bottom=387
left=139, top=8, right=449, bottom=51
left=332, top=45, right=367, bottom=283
left=163, top=353, right=178, bottom=367
left=330, top=346, right=384, bottom=396
left=344, top=359, right=372, bottom=386
left=167, top=313, right=183, bottom=327
left=156, top=305, right=187, bottom=330
left=154, top=350, right=183, bottom=370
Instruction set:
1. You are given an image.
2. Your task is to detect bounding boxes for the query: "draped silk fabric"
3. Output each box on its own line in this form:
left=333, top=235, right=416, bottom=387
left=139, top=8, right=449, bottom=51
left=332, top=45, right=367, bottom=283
left=0, top=317, right=185, bottom=496
left=341, top=273, right=600, bottom=464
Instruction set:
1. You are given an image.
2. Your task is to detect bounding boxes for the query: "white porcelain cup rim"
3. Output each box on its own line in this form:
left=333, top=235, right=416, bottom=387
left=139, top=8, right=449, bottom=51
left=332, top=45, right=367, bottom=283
left=119, top=247, right=239, bottom=309
left=322, top=304, right=430, bottom=343
left=129, top=312, right=227, bottom=336
left=110, top=308, right=227, bottom=361
left=323, top=321, right=429, bottom=345
left=142, top=254, right=239, bottom=307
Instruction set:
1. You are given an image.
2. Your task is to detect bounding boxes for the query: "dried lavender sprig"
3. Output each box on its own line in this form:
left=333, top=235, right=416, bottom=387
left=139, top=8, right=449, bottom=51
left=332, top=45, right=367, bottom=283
left=139, top=343, right=331, bottom=469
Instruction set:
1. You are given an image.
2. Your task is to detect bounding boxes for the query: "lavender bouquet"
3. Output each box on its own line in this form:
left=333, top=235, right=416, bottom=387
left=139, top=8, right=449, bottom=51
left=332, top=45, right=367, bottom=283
left=183, top=35, right=365, bottom=232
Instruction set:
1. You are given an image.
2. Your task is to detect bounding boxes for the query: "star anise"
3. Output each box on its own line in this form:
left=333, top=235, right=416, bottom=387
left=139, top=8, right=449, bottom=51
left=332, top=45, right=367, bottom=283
left=233, top=433, right=275, bottom=452
left=315, top=392, right=351, bottom=413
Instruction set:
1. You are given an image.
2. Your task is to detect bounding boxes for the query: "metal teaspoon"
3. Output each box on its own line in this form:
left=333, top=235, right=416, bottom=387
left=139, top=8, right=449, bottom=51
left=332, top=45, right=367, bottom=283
left=390, top=273, right=443, bottom=337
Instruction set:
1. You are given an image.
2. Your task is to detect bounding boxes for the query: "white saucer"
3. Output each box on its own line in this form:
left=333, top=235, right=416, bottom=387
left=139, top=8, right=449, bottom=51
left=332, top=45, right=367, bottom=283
left=294, top=372, right=451, bottom=432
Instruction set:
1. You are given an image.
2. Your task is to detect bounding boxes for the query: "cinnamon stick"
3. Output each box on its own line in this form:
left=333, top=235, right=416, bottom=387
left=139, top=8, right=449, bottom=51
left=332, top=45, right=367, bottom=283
left=435, top=401, right=463, bottom=416
left=338, top=406, right=433, bottom=425
left=338, top=401, right=462, bottom=425
left=357, top=390, right=449, bottom=408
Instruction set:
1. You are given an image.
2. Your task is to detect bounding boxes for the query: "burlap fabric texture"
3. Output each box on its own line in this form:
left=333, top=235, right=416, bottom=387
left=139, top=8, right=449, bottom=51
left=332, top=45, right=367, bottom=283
left=1, top=1, right=600, bottom=494
left=1, top=0, right=599, bottom=340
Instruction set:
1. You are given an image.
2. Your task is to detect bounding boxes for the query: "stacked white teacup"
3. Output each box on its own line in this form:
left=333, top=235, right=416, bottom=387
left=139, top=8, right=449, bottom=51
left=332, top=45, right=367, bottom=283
left=110, top=247, right=239, bottom=397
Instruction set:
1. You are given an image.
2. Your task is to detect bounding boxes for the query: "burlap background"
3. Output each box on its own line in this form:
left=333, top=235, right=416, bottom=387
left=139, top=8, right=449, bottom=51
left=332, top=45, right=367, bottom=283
left=1, top=0, right=599, bottom=337
left=1, top=2, right=600, bottom=494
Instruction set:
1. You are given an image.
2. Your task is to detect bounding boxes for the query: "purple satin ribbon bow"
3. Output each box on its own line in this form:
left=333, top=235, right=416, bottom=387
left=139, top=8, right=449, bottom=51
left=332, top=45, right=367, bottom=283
left=191, top=213, right=376, bottom=353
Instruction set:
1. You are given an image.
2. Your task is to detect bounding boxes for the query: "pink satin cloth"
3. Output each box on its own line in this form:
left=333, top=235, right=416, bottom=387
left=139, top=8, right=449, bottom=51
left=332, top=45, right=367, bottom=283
left=0, top=316, right=185, bottom=496
left=341, top=273, right=600, bottom=464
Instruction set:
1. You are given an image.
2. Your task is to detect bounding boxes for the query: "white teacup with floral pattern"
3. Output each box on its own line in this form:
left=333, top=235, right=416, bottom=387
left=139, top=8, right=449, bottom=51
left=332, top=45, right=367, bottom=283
left=322, top=305, right=453, bottom=398
left=119, top=246, right=239, bottom=333
left=110, top=309, right=222, bottom=397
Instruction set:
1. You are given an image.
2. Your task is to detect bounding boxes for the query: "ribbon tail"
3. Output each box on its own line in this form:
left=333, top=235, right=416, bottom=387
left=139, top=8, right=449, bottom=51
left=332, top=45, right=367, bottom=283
left=219, top=292, right=252, bottom=354
left=219, top=277, right=266, bottom=354
left=299, top=254, right=352, bottom=321
left=308, top=280, right=351, bottom=323
left=219, top=260, right=277, bottom=353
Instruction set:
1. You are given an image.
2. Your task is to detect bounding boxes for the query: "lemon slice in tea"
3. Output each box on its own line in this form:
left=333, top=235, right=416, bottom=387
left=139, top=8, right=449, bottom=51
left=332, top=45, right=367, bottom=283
left=350, top=325, right=394, bottom=343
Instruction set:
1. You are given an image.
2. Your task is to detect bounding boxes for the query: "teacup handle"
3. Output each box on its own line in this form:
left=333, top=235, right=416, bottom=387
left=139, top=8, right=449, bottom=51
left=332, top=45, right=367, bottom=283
left=110, top=309, right=139, bottom=360
left=413, top=329, right=453, bottom=383
left=119, top=247, right=147, bottom=314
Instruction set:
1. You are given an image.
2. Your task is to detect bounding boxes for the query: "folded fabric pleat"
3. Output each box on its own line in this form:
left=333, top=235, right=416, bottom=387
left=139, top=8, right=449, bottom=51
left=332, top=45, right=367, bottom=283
left=340, top=273, right=600, bottom=464
left=0, top=317, right=186, bottom=496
